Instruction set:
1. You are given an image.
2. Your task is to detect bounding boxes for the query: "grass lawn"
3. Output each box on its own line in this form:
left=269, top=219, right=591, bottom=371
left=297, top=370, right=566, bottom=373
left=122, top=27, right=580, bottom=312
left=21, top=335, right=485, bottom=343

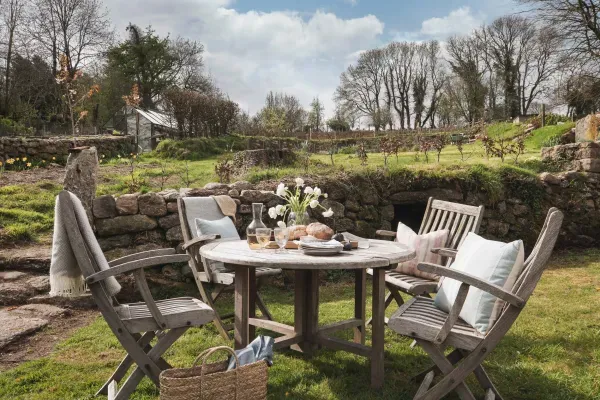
left=0, top=122, right=574, bottom=246
left=0, top=249, right=598, bottom=399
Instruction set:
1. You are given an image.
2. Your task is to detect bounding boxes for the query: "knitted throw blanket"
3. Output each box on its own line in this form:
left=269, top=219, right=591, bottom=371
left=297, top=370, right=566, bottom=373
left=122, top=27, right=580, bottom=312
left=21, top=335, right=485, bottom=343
left=49, top=192, right=121, bottom=297
left=212, top=195, right=237, bottom=222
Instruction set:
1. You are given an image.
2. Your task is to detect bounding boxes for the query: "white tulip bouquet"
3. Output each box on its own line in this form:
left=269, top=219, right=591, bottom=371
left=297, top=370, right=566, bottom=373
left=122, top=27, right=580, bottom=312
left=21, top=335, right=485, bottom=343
left=268, top=177, right=333, bottom=228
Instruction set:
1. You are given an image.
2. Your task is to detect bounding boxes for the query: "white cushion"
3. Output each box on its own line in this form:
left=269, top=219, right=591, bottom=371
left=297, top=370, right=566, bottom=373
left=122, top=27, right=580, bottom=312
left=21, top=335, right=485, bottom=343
left=434, top=232, right=524, bottom=335
left=394, top=222, right=449, bottom=280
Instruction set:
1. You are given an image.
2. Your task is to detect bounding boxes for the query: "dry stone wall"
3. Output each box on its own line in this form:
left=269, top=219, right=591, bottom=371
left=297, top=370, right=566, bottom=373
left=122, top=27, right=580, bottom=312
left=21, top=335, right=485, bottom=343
left=92, top=171, right=600, bottom=269
left=0, top=135, right=134, bottom=161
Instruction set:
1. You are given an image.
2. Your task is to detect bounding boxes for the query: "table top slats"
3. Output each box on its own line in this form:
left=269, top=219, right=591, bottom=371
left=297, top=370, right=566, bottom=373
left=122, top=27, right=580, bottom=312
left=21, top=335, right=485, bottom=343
left=200, top=239, right=415, bottom=270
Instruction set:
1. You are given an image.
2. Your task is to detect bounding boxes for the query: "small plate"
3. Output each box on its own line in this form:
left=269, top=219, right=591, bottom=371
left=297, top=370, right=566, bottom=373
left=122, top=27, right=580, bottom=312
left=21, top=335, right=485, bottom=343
left=302, top=247, right=343, bottom=256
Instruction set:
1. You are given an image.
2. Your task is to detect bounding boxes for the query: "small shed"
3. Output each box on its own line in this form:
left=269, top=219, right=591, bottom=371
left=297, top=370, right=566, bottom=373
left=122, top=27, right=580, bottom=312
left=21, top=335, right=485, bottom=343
left=513, top=114, right=537, bottom=124
left=110, top=106, right=177, bottom=153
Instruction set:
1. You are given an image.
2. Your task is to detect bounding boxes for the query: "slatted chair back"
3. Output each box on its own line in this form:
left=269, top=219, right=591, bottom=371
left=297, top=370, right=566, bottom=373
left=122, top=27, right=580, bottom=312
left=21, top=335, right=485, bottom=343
left=485, top=209, right=563, bottom=340
left=57, top=191, right=124, bottom=325
left=178, top=196, right=239, bottom=282
left=418, top=197, right=484, bottom=252
left=513, top=208, right=562, bottom=302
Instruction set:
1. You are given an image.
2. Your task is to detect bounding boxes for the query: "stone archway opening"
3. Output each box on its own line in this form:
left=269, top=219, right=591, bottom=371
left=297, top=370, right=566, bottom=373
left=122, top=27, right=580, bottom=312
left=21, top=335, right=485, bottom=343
left=392, top=202, right=428, bottom=233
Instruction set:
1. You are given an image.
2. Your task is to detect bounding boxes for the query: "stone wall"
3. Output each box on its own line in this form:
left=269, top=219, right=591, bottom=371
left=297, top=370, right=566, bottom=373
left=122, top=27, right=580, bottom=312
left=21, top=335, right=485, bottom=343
left=92, top=171, right=600, bottom=266
left=0, top=135, right=134, bottom=161
left=541, top=142, right=600, bottom=172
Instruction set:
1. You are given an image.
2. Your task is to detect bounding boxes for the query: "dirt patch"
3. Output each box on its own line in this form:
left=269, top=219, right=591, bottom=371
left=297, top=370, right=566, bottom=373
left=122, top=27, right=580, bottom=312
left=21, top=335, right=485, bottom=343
left=0, top=309, right=97, bottom=372
left=0, top=163, right=140, bottom=187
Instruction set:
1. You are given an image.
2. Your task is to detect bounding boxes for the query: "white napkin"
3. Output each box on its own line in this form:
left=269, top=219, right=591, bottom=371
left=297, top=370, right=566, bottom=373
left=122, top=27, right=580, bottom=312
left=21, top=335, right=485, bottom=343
left=299, top=239, right=344, bottom=250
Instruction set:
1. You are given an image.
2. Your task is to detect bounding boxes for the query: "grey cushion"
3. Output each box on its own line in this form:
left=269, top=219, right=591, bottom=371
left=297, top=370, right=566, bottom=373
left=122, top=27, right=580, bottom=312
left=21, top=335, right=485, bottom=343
left=182, top=197, right=232, bottom=237
left=195, top=216, right=240, bottom=239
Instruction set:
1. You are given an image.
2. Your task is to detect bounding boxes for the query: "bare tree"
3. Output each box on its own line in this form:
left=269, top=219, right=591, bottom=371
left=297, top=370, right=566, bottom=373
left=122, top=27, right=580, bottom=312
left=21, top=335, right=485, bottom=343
left=421, top=41, right=446, bottom=128
left=308, top=96, right=324, bottom=132
left=2, top=0, right=24, bottom=114
left=520, top=0, right=600, bottom=71
left=335, top=48, right=385, bottom=130
left=386, top=41, right=416, bottom=129
left=447, top=35, right=487, bottom=123
left=28, top=0, right=113, bottom=77
left=412, top=44, right=428, bottom=128
left=480, top=16, right=536, bottom=119
left=518, top=25, right=563, bottom=114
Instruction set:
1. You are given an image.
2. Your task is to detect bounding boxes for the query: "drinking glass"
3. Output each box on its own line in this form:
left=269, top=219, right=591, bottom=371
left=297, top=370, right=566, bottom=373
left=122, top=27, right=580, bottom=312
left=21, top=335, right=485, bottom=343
left=274, top=228, right=289, bottom=252
left=256, top=228, right=272, bottom=250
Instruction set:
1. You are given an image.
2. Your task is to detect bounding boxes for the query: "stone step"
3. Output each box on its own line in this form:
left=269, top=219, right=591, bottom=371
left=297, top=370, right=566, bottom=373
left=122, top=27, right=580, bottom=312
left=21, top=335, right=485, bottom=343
left=0, top=304, right=68, bottom=350
left=0, top=245, right=51, bottom=272
left=0, top=271, right=50, bottom=306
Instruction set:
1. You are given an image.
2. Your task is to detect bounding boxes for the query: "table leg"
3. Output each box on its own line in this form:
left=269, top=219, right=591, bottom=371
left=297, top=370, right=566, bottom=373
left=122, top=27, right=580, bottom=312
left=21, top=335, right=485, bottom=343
left=249, top=267, right=256, bottom=340
left=234, top=265, right=250, bottom=350
left=305, top=270, right=319, bottom=355
left=292, top=270, right=306, bottom=353
left=371, top=267, right=386, bottom=389
left=354, top=269, right=366, bottom=345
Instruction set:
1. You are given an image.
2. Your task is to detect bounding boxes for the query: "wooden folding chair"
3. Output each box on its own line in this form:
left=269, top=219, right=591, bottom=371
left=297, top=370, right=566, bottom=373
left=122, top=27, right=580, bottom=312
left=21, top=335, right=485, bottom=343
left=367, top=198, right=484, bottom=323
left=57, top=191, right=215, bottom=400
left=388, top=208, right=563, bottom=400
left=178, top=196, right=281, bottom=340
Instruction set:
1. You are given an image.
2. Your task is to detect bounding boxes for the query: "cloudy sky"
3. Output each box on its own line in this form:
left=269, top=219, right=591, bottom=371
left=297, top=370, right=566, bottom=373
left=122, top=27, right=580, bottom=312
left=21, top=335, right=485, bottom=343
left=104, top=0, right=518, bottom=117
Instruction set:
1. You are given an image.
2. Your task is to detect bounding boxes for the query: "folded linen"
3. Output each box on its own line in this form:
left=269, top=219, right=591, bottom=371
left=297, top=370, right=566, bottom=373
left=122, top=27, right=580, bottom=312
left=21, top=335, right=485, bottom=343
left=298, top=239, right=344, bottom=250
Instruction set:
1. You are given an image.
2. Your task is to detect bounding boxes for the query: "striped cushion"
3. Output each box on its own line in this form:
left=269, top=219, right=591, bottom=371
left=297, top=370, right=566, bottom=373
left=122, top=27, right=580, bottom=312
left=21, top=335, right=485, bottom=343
left=395, top=222, right=449, bottom=280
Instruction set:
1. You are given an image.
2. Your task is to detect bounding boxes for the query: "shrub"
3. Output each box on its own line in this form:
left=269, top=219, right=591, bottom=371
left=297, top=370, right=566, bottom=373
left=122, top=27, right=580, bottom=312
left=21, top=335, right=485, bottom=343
left=155, top=137, right=245, bottom=160
left=528, top=113, right=570, bottom=128
left=541, top=133, right=563, bottom=148
left=338, top=146, right=357, bottom=155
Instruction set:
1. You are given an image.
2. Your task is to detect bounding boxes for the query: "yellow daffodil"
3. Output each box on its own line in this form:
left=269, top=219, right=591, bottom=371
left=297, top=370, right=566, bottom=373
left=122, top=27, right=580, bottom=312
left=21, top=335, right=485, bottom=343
left=15, top=157, right=19, bottom=161
left=52, top=157, right=56, bottom=160
left=26, top=163, right=31, bottom=167
left=22, top=157, right=27, bottom=162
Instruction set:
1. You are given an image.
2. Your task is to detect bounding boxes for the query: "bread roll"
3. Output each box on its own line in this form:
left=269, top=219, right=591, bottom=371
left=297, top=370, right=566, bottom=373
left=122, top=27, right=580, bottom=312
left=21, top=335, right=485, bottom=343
left=306, top=223, right=334, bottom=240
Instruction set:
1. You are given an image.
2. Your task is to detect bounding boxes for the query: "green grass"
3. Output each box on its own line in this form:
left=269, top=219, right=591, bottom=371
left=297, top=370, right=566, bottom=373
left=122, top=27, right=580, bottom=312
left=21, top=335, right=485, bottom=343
left=0, top=182, right=60, bottom=244
left=524, top=122, right=575, bottom=150
left=0, top=249, right=599, bottom=399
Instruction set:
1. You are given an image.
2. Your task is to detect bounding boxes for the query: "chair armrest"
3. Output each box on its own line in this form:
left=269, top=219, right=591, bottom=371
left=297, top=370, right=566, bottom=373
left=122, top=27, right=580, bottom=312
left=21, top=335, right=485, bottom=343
left=431, top=248, right=458, bottom=259
left=86, top=254, right=191, bottom=284
left=108, top=248, right=176, bottom=267
left=417, top=262, right=525, bottom=308
left=181, top=234, right=221, bottom=251
left=376, top=230, right=397, bottom=238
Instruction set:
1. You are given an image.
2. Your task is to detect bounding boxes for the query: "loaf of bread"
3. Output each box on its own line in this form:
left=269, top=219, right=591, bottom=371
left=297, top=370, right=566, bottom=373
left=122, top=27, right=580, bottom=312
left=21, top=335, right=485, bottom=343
left=288, top=225, right=308, bottom=240
left=306, top=222, right=335, bottom=240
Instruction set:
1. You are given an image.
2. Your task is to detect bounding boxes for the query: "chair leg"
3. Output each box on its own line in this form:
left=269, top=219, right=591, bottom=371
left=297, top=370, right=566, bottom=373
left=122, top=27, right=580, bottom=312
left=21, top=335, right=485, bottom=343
left=211, top=284, right=233, bottom=302
left=194, top=277, right=231, bottom=340
left=413, top=348, right=464, bottom=382
left=416, top=340, right=476, bottom=400
left=97, top=331, right=156, bottom=395
left=256, top=292, right=274, bottom=320
left=113, top=327, right=188, bottom=400
left=471, top=364, right=505, bottom=400
left=367, top=284, right=404, bottom=325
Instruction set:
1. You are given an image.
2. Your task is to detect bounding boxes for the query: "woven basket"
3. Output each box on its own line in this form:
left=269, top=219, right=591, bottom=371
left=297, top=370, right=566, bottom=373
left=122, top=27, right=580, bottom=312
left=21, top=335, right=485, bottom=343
left=159, top=346, right=268, bottom=400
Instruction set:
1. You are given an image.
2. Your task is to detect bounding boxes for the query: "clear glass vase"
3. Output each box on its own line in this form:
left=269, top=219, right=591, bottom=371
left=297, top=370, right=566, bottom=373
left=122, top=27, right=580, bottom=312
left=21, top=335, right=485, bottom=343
left=288, top=210, right=310, bottom=227
left=246, top=203, right=267, bottom=250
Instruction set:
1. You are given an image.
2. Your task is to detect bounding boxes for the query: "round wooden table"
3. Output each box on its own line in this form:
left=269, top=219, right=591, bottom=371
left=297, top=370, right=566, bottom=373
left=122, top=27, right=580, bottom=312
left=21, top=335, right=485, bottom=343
left=200, top=234, right=415, bottom=389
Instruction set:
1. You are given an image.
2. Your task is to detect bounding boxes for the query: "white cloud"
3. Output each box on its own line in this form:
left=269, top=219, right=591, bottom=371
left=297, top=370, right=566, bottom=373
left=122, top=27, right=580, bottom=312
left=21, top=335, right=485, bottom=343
left=420, top=7, right=484, bottom=38
left=344, top=0, right=359, bottom=6
left=104, top=0, right=384, bottom=117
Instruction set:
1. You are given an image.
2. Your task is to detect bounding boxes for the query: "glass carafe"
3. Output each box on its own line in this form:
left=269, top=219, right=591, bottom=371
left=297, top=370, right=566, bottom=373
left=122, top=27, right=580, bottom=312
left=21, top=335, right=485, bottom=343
left=246, top=203, right=267, bottom=250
